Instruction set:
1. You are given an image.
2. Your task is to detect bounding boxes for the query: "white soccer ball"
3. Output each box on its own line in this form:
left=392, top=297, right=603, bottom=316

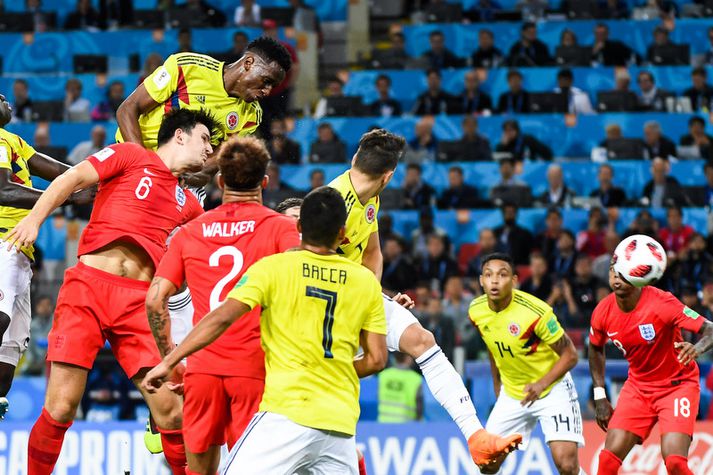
left=612, top=234, right=667, bottom=288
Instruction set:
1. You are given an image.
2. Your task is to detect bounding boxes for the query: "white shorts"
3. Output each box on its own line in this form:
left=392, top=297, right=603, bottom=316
left=486, top=372, right=584, bottom=450
left=168, top=288, right=194, bottom=345
left=383, top=295, right=419, bottom=353
left=222, top=412, right=358, bottom=475
left=0, top=244, right=32, bottom=366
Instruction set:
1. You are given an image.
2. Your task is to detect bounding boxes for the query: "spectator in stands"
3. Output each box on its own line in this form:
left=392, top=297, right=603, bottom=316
left=495, top=119, right=552, bottom=162
left=559, top=29, right=578, bottom=49
left=561, top=254, right=605, bottom=329
left=413, top=68, right=455, bottom=115
left=370, top=75, right=402, bottom=117
left=676, top=234, right=713, bottom=292
left=23, top=295, right=54, bottom=375
left=419, top=298, right=456, bottom=361
left=704, top=163, right=713, bottom=207
left=68, top=125, right=106, bottom=166
left=407, top=117, right=438, bottom=162
left=403, top=163, right=436, bottom=209
left=373, top=32, right=409, bottom=70
left=466, top=0, right=503, bottom=23
left=679, top=286, right=709, bottom=342
left=643, top=120, right=676, bottom=160
left=624, top=209, right=659, bottom=239
left=100, top=0, right=134, bottom=29
left=411, top=207, right=447, bottom=259
left=458, top=116, right=492, bottom=161
left=382, top=236, right=417, bottom=293
left=27, top=0, right=52, bottom=32
left=494, top=203, right=533, bottom=265
left=598, top=123, right=623, bottom=148
left=646, top=26, right=677, bottom=65
left=496, top=70, right=531, bottom=114
left=416, top=234, right=460, bottom=292
left=592, top=230, right=619, bottom=282
left=636, top=71, right=670, bottom=112
left=309, top=169, right=325, bottom=191
left=613, top=68, right=631, bottom=92
left=91, top=80, right=125, bottom=122
left=591, top=23, right=635, bottom=66
left=437, top=166, right=481, bottom=209
left=313, top=76, right=345, bottom=119
left=422, top=30, right=464, bottom=70
left=471, top=29, right=504, bottom=69
left=680, top=116, right=713, bottom=161
left=684, top=67, right=713, bottom=113
left=516, top=0, right=548, bottom=20
left=537, top=164, right=575, bottom=208
left=493, top=156, right=524, bottom=187
left=590, top=164, right=627, bottom=208
left=458, top=70, right=493, bottom=114
left=264, top=162, right=294, bottom=192
left=642, top=157, right=690, bottom=207
left=267, top=117, right=301, bottom=164
left=550, top=229, right=577, bottom=279
left=234, top=0, right=260, bottom=26
left=64, top=0, right=102, bottom=30
left=533, top=208, right=564, bottom=264
left=11, top=79, right=33, bottom=123
left=577, top=207, right=608, bottom=258
left=222, top=31, right=249, bottom=62
left=175, top=27, right=193, bottom=54
left=33, top=123, right=51, bottom=148
left=138, top=53, right=163, bottom=85
left=287, top=0, right=321, bottom=33
left=491, top=157, right=530, bottom=207
left=520, top=253, right=554, bottom=301
left=507, top=22, right=552, bottom=67
left=379, top=213, right=403, bottom=245
left=63, top=78, right=91, bottom=122
left=555, top=68, right=594, bottom=115
left=465, top=228, right=501, bottom=281
left=659, top=206, right=695, bottom=255
left=441, top=276, right=476, bottom=347
left=309, top=123, right=347, bottom=163
left=596, top=0, right=629, bottom=19
left=181, top=0, right=226, bottom=27
left=705, top=26, right=713, bottom=66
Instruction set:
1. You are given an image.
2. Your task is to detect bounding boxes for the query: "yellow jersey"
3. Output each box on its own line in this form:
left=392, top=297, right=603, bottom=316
left=115, top=53, right=261, bottom=150
left=328, top=170, right=379, bottom=264
left=468, top=289, right=565, bottom=400
left=227, top=249, right=386, bottom=435
left=0, top=128, right=36, bottom=259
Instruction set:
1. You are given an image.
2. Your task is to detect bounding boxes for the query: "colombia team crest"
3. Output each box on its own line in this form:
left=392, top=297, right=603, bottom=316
left=639, top=323, right=656, bottom=341
left=365, top=204, right=376, bottom=224
left=226, top=111, right=239, bottom=130
left=508, top=322, right=520, bottom=336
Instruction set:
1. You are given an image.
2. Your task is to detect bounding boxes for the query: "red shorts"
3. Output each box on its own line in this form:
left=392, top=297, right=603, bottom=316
left=609, top=379, right=700, bottom=441
left=183, top=373, right=264, bottom=454
left=47, top=262, right=160, bottom=379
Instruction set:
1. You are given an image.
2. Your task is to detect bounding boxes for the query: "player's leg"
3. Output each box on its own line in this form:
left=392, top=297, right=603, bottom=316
left=656, top=382, right=699, bottom=475
left=306, top=432, right=359, bottom=475
left=480, top=389, right=534, bottom=473
left=224, top=375, right=264, bottom=448
left=598, top=429, right=639, bottom=474
left=660, top=433, right=693, bottom=475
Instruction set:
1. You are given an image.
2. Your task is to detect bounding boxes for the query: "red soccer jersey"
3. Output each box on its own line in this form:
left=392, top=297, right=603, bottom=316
left=78, top=143, right=203, bottom=268
left=590, top=286, right=705, bottom=386
left=658, top=225, right=694, bottom=254
left=155, top=201, right=300, bottom=378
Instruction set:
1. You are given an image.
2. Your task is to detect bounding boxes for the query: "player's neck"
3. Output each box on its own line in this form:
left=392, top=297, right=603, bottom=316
left=155, top=147, right=189, bottom=177
left=487, top=292, right=513, bottom=313
left=348, top=169, right=380, bottom=205
left=301, top=243, right=336, bottom=256
left=615, top=290, right=642, bottom=313
left=222, top=188, right=262, bottom=205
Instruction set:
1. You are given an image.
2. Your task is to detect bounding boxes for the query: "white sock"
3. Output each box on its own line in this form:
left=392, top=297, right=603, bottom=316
left=416, top=345, right=484, bottom=439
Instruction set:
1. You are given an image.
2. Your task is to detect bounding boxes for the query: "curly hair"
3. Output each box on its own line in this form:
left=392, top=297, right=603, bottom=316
left=247, top=37, right=292, bottom=73
left=217, top=136, right=271, bottom=190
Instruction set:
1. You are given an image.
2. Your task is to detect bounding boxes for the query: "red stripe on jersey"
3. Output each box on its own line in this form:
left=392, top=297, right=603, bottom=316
left=10, top=174, right=24, bottom=184
left=241, top=121, right=256, bottom=130
left=520, top=318, right=541, bottom=355
left=176, top=65, right=190, bottom=105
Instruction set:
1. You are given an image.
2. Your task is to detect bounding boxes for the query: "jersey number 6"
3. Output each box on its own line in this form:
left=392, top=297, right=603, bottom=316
left=306, top=286, right=337, bottom=359
left=135, top=176, right=153, bottom=200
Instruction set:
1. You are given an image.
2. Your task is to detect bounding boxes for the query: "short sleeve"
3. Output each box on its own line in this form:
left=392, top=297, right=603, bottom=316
left=143, top=55, right=180, bottom=104
left=535, top=310, right=565, bottom=346
left=16, top=136, right=35, bottom=161
left=86, top=144, right=137, bottom=181
left=155, top=228, right=187, bottom=289
left=274, top=217, right=300, bottom=252
left=589, top=303, right=607, bottom=347
left=660, top=291, right=706, bottom=334
left=227, top=257, right=272, bottom=310
left=361, top=277, right=387, bottom=335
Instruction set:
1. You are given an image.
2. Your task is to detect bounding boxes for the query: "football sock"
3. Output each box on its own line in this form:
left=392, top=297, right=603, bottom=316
left=416, top=345, right=483, bottom=439
left=157, top=426, right=187, bottom=475
left=358, top=451, right=367, bottom=475
left=27, top=408, right=72, bottom=475
left=664, top=455, right=693, bottom=475
left=597, top=449, right=622, bottom=475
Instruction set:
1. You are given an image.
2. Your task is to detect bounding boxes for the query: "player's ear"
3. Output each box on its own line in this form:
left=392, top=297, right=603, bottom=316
left=512, top=273, right=518, bottom=286
left=337, top=225, right=346, bottom=242
left=243, top=54, right=254, bottom=71
left=479, top=274, right=484, bottom=289
left=217, top=173, right=225, bottom=191
left=261, top=174, right=269, bottom=190
left=383, top=170, right=395, bottom=185
left=296, top=219, right=303, bottom=234
left=350, top=154, right=357, bottom=168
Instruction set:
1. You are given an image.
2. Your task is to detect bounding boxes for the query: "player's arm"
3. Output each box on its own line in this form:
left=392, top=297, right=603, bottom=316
left=588, top=339, right=613, bottom=432
left=353, top=329, right=387, bottom=378
left=487, top=349, right=502, bottom=398
left=4, top=160, right=99, bottom=250
left=146, top=276, right=179, bottom=358
left=115, top=83, right=160, bottom=146
left=362, top=231, right=384, bottom=280
left=521, top=333, right=577, bottom=407
left=676, top=320, right=713, bottom=365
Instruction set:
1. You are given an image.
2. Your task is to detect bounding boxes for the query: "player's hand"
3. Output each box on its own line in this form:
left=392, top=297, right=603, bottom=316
left=393, top=292, right=415, bottom=309
left=675, top=341, right=699, bottom=366
left=594, top=398, right=613, bottom=432
left=68, top=186, right=97, bottom=206
left=141, top=362, right=172, bottom=393
left=166, top=362, right=186, bottom=395
left=521, top=381, right=546, bottom=407
left=4, top=216, right=40, bottom=252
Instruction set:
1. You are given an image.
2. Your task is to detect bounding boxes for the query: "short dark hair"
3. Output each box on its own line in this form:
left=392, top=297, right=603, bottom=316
left=317, top=122, right=334, bottom=131
left=217, top=136, right=271, bottom=190
left=406, top=163, right=422, bottom=173
left=479, top=29, right=494, bottom=38
left=178, top=27, right=191, bottom=37
left=557, top=68, right=573, bottom=81
left=246, top=36, right=292, bottom=73
left=327, top=75, right=344, bottom=86
left=507, top=69, right=522, bottom=80
left=353, top=129, right=406, bottom=176
left=426, top=67, right=442, bottom=78
left=705, top=162, right=713, bottom=172
left=638, top=71, right=655, bottom=84
left=429, top=30, right=444, bottom=39
left=689, top=116, right=706, bottom=128
left=234, top=31, right=248, bottom=40
left=692, top=67, right=707, bottom=78
left=600, top=163, right=614, bottom=174
left=449, top=165, right=464, bottom=175
left=14, top=79, right=28, bottom=88
left=667, top=205, right=683, bottom=217
left=156, top=108, right=221, bottom=147
left=502, top=119, right=520, bottom=132
left=561, top=229, right=575, bottom=241
left=300, top=186, right=347, bottom=248
left=521, top=21, right=536, bottom=31
left=275, top=197, right=303, bottom=214
left=481, top=252, right=515, bottom=273
left=376, top=74, right=391, bottom=85
left=546, top=207, right=562, bottom=219
left=310, top=168, right=325, bottom=178
left=595, top=23, right=609, bottom=30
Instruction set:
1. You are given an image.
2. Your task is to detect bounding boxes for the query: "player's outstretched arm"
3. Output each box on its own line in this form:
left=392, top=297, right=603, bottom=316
left=676, top=320, right=713, bottom=365
left=353, top=329, right=387, bottom=378
left=29, top=152, right=96, bottom=206
left=116, top=83, right=160, bottom=146
left=521, top=333, right=577, bottom=407
left=362, top=231, right=384, bottom=281
left=146, top=277, right=179, bottom=358
left=4, top=161, right=99, bottom=250
left=588, top=341, right=613, bottom=432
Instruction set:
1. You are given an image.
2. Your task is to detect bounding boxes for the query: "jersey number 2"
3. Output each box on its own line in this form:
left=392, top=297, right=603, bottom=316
left=209, top=246, right=244, bottom=310
left=306, top=286, right=337, bottom=359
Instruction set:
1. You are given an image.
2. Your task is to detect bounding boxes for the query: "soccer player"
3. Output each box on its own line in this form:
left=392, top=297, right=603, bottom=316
left=142, top=187, right=388, bottom=474
left=275, top=196, right=302, bottom=219
left=328, top=129, right=521, bottom=468
left=6, top=109, right=220, bottom=475
left=145, top=136, right=300, bottom=475
left=589, top=265, right=713, bottom=475
left=469, top=253, right=584, bottom=475
left=0, top=93, right=93, bottom=419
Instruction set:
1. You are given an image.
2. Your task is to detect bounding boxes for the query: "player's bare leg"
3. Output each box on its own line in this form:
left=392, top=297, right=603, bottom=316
left=186, top=446, right=221, bottom=475
left=660, top=432, right=693, bottom=475
left=598, top=429, right=639, bottom=475
left=549, top=441, right=583, bottom=475
left=398, top=322, right=521, bottom=467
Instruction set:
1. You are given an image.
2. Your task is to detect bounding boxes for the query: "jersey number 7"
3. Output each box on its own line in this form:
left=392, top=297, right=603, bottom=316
left=306, top=286, right=337, bottom=359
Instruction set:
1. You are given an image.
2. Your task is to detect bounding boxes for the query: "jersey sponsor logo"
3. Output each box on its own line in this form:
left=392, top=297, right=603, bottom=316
left=0, top=147, right=8, bottom=164
left=153, top=66, right=171, bottom=89
left=639, top=323, right=656, bottom=341
left=226, top=111, right=239, bottom=130
left=365, top=204, right=376, bottom=224
left=683, top=306, right=700, bottom=320
left=546, top=316, right=559, bottom=335
left=508, top=322, right=520, bottom=336
left=175, top=185, right=186, bottom=206
left=93, top=147, right=115, bottom=162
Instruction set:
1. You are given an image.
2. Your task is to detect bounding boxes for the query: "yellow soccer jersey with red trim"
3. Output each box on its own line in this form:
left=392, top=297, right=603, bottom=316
left=115, top=53, right=261, bottom=150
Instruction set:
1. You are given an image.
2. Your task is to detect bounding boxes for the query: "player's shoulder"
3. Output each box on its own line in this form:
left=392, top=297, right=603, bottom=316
left=511, top=289, right=552, bottom=318
left=0, top=127, right=20, bottom=144
left=173, top=52, right=222, bottom=70
left=327, top=170, right=350, bottom=196
left=468, top=294, right=490, bottom=320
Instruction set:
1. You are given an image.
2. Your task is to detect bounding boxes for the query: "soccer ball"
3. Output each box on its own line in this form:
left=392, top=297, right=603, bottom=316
left=612, top=234, right=667, bottom=288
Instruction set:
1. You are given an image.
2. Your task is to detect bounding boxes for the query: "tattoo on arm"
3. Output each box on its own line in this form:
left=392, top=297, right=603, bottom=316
left=147, top=277, right=173, bottom=357
left=694, top=321, right=713, bottom=356
left=550, top=333, right=571, bottom=355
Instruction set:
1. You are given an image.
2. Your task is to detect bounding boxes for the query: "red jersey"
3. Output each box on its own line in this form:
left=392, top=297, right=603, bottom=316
left=658, top=225, right=694, bottom=254
left=79, top=143, right=203, bottom=267
left=155, top=201, right=300, bottom=378
left=590, top=286, right=705, bottom=387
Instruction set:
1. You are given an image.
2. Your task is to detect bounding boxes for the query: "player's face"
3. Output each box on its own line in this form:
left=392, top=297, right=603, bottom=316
left=480, top=260, right=515, bottom=303
left=238, top=55, right=286, bottom=103
left=180, top=124, right=213, bottom=172
left=283, top=206, right=300, bottom=220
left=608, top=266, right=635, bottom=297
left=0, top=94, right=12, bottom=127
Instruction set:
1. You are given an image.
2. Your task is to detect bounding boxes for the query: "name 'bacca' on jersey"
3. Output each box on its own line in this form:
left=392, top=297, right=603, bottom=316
left=302, top=264, right=348, bottom=285
left=202, top=220, right=256, bottom=238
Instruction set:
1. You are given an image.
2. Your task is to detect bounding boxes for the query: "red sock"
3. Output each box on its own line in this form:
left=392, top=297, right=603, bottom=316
left=157, top=427, right=187, bottom=475
left=664, top=455, right=693, bottom=475
left=27, top=408, right=73, bottom=475
left=358, top=452, right=367, bottom=475
left=598, top=449, right=622, bottom=475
